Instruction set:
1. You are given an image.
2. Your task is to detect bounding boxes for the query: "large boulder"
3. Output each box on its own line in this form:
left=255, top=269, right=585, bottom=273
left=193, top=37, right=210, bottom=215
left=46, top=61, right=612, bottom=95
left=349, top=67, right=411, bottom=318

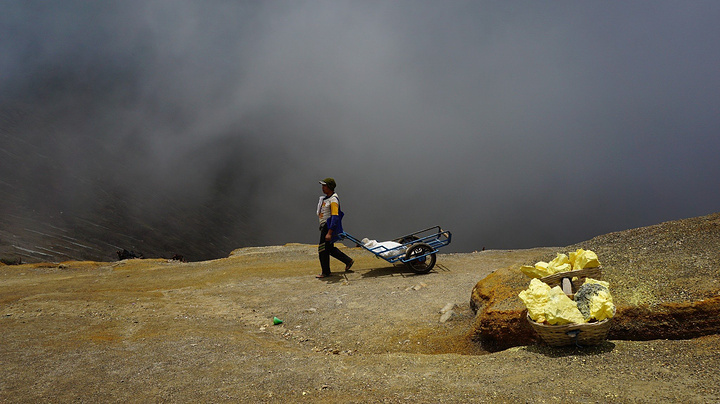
left=470, top=212, right=720, bottom=351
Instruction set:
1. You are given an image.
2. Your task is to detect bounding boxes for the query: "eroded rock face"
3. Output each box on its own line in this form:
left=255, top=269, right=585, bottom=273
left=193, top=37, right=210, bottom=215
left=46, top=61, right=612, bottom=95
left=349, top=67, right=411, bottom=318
left=470, top=212, right=720, bottom=351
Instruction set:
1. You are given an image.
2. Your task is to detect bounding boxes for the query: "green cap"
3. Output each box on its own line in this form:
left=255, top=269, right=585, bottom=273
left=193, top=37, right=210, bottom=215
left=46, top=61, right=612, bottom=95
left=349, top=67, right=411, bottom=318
left=319, top=177, right=336, bottom=190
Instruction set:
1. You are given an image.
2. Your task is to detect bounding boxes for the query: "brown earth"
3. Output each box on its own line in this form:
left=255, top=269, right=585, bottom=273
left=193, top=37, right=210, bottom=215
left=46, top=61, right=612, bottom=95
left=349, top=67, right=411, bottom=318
left=2, top=216, right=720, bottom=403
left=470, top=212, right=720, bottom=351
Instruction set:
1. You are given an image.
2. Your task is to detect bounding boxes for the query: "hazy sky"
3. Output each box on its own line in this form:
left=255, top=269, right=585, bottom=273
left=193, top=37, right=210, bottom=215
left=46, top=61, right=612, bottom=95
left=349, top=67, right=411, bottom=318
left=2, top=1, right=719, bottom=258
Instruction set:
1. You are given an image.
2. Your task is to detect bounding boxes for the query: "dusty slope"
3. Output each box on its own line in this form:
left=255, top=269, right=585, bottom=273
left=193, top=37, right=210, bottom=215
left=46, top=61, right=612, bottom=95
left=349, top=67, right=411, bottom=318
left=1, top=236, right=719, bottom=402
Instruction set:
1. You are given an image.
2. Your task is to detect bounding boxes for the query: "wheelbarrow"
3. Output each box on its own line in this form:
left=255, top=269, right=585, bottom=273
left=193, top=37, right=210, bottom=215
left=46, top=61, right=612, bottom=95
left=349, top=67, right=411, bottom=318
left=340, top=226, right=452, bottom=274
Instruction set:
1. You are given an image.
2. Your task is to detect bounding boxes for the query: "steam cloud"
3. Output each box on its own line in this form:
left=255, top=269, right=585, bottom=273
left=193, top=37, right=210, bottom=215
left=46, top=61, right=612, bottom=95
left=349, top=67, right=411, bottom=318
left=2, top=1, right=719, bottom=261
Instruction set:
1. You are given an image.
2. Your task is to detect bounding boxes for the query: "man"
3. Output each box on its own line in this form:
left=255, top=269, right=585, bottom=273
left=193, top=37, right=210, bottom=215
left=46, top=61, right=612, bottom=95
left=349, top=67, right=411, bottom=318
left=316, top=177, right=354, bottom=278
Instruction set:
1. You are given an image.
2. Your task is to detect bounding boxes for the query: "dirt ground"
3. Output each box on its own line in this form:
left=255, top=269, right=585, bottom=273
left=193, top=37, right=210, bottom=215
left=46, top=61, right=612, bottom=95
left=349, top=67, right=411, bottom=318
left=1, top=244, right=719, bottom=403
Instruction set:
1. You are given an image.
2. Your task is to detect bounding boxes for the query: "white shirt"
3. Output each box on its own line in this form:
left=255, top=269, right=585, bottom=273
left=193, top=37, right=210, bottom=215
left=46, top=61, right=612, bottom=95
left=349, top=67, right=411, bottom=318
left=317, top=193, right=339, bottom=226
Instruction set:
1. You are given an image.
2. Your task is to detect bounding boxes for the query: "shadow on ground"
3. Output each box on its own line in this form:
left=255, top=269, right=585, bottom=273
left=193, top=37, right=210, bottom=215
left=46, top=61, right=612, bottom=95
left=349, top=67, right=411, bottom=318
left=357, top=263, right=452, bottom=279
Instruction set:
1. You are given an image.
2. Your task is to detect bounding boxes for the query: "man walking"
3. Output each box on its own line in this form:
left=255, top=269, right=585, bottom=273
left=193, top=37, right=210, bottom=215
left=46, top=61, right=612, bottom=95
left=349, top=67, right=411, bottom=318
left=316, top=177, right=354, bottom=278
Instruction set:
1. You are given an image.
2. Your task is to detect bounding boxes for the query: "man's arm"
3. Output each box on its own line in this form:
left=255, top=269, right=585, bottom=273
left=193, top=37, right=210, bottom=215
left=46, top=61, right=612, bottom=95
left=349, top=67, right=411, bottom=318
left=325, top=201, right=340, bottom=241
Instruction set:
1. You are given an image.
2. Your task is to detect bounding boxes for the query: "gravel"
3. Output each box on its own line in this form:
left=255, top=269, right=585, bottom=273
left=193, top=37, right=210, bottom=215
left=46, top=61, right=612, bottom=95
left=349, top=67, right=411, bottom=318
left=2, top=215, right=719, bottom=402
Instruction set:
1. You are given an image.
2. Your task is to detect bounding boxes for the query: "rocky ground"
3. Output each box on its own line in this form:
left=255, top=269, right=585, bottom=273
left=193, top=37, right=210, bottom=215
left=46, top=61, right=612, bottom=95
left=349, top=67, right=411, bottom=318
left=1, top=216, right=719, bottom=403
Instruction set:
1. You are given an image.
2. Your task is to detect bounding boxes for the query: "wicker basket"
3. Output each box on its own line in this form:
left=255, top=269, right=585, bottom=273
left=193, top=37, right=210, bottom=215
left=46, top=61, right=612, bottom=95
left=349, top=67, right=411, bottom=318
left=540, top=266, right=602, bottom=293
left=527, top=314, right=612, bottom=347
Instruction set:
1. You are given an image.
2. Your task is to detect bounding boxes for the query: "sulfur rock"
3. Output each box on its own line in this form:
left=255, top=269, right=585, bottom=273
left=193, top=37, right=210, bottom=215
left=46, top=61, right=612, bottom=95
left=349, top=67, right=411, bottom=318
left=519, top=279, right=585, bottom=325
left=518, top=278, right=552, bottom=323
left=569, top=248, right=601, bottom=270
left=547, top=253, right=572, bottom=274
left=589, top=291, right=615, bottom=321
left=520, top=265, right=548, bottom=279
left=535, top=261, right=549, bottom=272
left=544, top=287, right=585, bottom=325
left=521, top=249, right=601, bottom=280
left=575, top=279, right=615, bottom=321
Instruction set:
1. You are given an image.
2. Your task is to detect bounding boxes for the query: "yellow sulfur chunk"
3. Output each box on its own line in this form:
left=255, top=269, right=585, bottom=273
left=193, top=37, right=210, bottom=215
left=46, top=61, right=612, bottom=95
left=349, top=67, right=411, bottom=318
left=521, top=249, right=601, bottom=279
left=581, top=278, right=615, bottom=320
left=520, top=265, right=545, bottom=279
left=589, top=290, right=616, bottom=321
left=570, top=248, right=601, bottom=270
left=520, top=261, right=554, bottom=278
left=518, top=278, right=552, bottom=323
left=547, top=253, right=571, bottom=274
left=568, top=249, right=582, bottom=268
left=519, top=279, right=586, bottom=324
left=548, top=253, right=569, bottom=267
left=553, top=263, right=572, bottom=273
left=544, top=287, right=585, bottom=325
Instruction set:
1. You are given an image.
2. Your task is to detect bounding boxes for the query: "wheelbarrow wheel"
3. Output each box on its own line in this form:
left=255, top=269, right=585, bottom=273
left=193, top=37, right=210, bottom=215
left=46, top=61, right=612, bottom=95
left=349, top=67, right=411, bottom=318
left=404, top=243, right=436, bottom=274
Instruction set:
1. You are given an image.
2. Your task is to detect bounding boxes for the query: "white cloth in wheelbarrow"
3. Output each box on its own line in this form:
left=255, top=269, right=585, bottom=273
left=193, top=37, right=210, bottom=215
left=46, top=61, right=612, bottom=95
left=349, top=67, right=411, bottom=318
left=362, top=238, right=406, bottom=259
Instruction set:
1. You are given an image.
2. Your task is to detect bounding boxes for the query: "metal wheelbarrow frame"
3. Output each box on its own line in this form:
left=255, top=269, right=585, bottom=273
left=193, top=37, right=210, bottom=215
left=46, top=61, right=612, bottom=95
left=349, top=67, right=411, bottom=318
left=340, top=226, right=452, bottom=274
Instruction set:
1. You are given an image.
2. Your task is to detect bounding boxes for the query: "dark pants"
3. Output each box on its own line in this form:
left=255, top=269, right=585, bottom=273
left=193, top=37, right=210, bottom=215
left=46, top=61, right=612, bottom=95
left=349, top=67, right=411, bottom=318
left=318, top=224, right=352, bottom=276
